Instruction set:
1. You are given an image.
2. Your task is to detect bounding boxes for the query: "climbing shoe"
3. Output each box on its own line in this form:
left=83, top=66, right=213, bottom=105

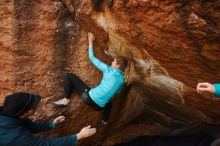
left=101, top=120, right=108, bottom=126
left=54, top=98, right=70, bottom=106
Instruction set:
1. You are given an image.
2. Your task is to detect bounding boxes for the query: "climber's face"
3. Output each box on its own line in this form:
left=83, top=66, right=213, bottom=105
left=111, top=58, right=120, bottom=69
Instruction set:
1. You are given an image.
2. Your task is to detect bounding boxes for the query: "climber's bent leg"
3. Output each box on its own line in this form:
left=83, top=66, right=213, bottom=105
left=54, top=73, right=90, bottom=106
left=66, top=73, right=90, bottom=97
left=102, top=102, right=112, bottom=124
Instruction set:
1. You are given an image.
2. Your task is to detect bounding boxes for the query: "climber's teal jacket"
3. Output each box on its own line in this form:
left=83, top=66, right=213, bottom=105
left=88, top=47, right=125, bottom=108
left=213, top=84, right=220, bottom=97
left=0, top=115, right=77, bottom=146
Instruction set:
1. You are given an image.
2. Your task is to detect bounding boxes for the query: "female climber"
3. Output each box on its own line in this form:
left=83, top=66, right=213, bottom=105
left=54, top=32, right=127, bottom=124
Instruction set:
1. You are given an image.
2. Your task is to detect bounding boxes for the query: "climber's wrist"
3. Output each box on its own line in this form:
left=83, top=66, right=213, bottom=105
left=89, top=42, right=93, bottom=48
left=76, top=133, right=82, bottom=140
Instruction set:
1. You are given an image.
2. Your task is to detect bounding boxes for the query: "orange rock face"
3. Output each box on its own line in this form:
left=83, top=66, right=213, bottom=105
left=0, top=0, right=220, bottom=145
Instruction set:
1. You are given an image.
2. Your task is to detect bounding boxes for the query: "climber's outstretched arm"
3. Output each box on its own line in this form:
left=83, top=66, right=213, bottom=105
left=20, top=125, right=96, bottom=146
left=197, top=82, right=220, bottom=97
left=24, top=116, right=65, bottom=133
left=88, top=32, right=111, bottom=72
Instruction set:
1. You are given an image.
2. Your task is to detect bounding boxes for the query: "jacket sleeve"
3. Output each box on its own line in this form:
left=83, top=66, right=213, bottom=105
left=24, top=120, right=55, bottom=133
left=20, top=135, right=77, bottom=146
left=88, top=47, right=111, bottom=72
left=213, top=84, right=220, bottom=97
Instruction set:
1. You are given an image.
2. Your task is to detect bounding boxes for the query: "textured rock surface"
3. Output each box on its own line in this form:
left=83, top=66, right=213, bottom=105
left=0, top=0, right=220, bottom=145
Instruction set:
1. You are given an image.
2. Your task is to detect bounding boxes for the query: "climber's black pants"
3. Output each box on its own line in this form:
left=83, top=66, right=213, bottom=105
left=63, top=73, right=112, bottom=122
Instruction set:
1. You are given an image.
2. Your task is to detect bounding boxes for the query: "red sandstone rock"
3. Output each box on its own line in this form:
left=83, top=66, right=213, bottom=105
left=0, top=0, right=220, bottom=145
